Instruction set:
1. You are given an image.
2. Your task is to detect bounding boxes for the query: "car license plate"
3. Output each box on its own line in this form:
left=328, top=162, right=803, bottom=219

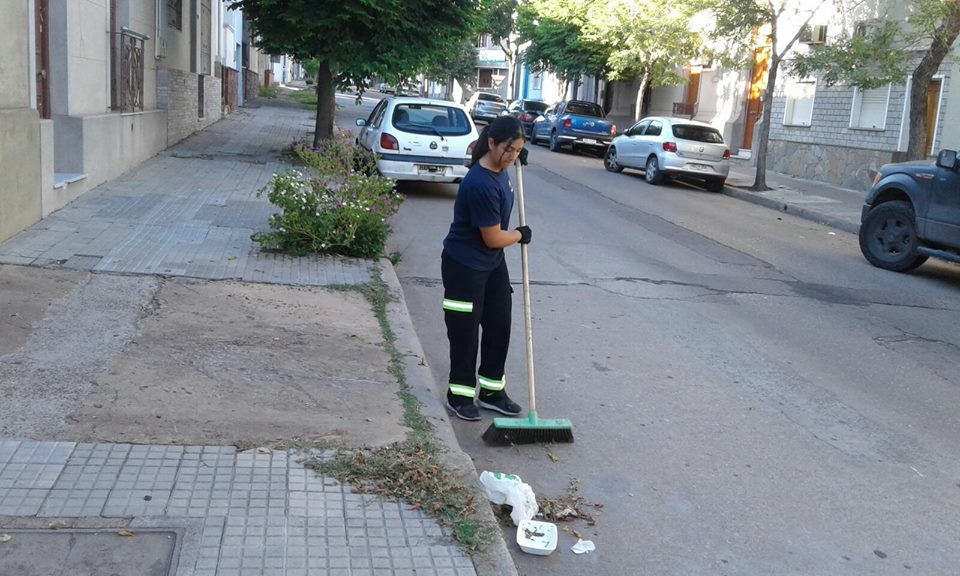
left=690, top=163, right=711, bottom=171
left=418, top=165, right=445, bottom=174
left=582, top=138, right=598, bottom=145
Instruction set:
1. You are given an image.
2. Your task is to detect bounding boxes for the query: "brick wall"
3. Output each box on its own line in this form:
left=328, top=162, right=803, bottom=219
left=244, top=69, right=260, bottom=103
left=769, top=83, right=905, bottom=152
left=767, top=59, right=953, bottom=189
left=157, top=69, right=223, bottom=146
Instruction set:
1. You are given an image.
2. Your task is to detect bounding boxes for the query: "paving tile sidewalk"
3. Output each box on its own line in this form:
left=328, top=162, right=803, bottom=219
left=723, top=158, right=867, bottom=234
left=0, top=441, right=473, bottom=576
left=0, top=99, right=370, bottom=286
left=0, top=99, right=504, bottom=575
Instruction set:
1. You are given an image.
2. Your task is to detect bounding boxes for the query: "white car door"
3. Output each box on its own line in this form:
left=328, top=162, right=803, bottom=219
left=619, top=120, right=649, bottom=167
left=365, top=101, right=387, bottom=151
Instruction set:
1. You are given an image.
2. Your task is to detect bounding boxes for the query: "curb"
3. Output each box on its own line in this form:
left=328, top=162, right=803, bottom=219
left=722, top=183, right=861, bottom=235
left=379, top=259, right=519, bottom=576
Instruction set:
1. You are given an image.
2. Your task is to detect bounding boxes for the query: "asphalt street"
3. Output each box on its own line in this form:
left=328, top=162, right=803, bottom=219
left=338, top=93, right=960, bottom=575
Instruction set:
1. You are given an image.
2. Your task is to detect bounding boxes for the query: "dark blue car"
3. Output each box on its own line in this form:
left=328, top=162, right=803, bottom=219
left=530, top=100, right=617, bottom=155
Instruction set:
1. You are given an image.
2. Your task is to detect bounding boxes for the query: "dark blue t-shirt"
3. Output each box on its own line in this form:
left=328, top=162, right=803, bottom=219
left=443, top=163, right=515, bottom=271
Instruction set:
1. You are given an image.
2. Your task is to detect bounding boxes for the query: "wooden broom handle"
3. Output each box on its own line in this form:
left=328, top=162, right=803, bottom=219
left=514, top=161, right=536, bottom=413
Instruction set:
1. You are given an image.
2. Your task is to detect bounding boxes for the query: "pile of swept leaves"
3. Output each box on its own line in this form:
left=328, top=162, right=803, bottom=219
left=310, top=438, right=495, bottom=552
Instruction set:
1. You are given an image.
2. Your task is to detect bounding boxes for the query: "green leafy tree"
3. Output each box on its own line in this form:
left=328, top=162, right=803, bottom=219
left=705, top=0, right=831, bottom=190
left=516, top=0, right=610, bottom=95
left=230, top=0, right=480, bottom=145
left=421, top=39, right=479, bottom=98
left=583, top=0, right=703, bottom=121
left=790, top=0, right=960, bottom=160
left=484, top=0, right=520, bottom=98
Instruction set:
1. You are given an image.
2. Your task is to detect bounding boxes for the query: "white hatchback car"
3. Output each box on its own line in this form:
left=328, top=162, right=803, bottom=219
left=355, top=97, right=479, bottom=183
left=604, top=117, right=731, bottom=192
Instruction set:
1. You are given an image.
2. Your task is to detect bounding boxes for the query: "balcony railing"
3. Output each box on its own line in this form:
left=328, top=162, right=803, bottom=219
left=112, top=27, right=148, bottom=112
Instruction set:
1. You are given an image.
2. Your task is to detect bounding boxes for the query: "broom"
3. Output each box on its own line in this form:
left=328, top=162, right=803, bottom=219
left=482, top=157, right=574, bottom=446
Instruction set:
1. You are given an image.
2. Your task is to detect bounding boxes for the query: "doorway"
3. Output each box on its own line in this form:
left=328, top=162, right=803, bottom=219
left=742, top=45, right=770, bottom=150
left=35, top=0, right=51, bottom=118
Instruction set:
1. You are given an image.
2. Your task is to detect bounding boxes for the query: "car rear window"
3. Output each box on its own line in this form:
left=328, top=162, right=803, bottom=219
left=565, top=102, right=604, bottom=117
left=672, top=124, right=724, bottom=143
left=478, top=93, right=505, bottom=103
left=392, top=104, right=472, bottom=136
left=525, top=101, right=549, bottom=112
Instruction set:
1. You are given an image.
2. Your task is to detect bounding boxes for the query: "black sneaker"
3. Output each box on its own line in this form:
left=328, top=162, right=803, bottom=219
left=478, top=392, right=522, bottom=416
left=446, top=397, right=481, bottom=421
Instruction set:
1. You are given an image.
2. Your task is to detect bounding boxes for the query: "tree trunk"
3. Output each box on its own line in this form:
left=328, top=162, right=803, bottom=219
left=313, top=59, right=335, bottom=147
left=505, top=50, right=516, bottom=100
left=634, top=69, right=649, bottom=121
left=906, top=3, right=960, bottom=160
left=752, top=55, right=779, bottom=191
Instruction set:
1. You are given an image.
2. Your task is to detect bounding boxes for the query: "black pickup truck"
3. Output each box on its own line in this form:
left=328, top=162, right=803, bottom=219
left=859, top=149, right=960, bottom=271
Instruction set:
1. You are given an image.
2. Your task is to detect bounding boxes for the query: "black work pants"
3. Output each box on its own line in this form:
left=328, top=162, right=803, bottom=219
left=441, top=253, right=512, bottom=401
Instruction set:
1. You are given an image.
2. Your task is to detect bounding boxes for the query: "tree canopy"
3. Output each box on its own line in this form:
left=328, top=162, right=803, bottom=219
left=516, top=0, right=610, bottom=88
left=789, top=0, right=960, bottom=159
left=230, top=0, right=483, bottom=143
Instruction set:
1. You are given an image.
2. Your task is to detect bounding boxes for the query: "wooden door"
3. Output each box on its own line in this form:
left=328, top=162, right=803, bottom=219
left=742, top=45, right=770, bottom=149
left=924, top=78, right=942, bottom=156
left=686, top=69, right=700, bottom=111
left=35, top=0, right=50, bottom=118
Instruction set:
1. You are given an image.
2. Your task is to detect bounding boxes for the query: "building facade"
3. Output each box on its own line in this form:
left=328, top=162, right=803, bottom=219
left=1, top=0, right=272, bottom=244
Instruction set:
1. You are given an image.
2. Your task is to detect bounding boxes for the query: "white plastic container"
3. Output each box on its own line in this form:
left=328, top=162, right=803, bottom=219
left=516, top=519, right=558, bottom=556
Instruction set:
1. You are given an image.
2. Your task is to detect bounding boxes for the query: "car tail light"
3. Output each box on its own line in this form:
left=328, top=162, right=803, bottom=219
left=611, top=124, right=618, bottom=136
left=563, top=118, right=572, bottom=129
left=380, top=133, right=399, bottom=151
left=723, top=149, right=731, bottom=159
left=467, top=140, right=477, bottom=155
left=663, top=142, right=678, bottom=153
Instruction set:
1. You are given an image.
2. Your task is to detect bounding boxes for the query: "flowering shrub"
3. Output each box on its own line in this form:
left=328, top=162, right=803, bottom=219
left=252, top=133, right=402, bottom=258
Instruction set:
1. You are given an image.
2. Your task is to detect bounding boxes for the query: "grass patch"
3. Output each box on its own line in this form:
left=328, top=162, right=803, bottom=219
left=259, top=85, right=278, bottom=99
left=309, top=272, right=495, bottom=552
left=289, top=89, right=318, bottom=108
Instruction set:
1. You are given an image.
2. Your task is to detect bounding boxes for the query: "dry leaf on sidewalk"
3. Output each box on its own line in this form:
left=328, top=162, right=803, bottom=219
left=117, top=530, right=136, bottom=537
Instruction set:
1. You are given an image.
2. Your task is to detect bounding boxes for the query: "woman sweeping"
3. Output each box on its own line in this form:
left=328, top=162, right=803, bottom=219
left=442, top=116, right=531, bottom=421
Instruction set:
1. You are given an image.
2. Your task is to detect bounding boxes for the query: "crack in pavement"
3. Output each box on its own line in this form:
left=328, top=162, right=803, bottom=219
left=401, top=274, right=960, bottom=311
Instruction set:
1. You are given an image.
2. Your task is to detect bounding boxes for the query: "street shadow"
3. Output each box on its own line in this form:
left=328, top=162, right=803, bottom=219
left=394, top=181, right=459, bottom=200
left=910, top=259, right=960, bottom=287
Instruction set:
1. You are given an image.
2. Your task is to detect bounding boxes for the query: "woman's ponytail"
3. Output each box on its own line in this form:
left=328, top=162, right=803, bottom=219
left=469, top=124, right=492, bottom=167
left=468, top=115, right=524, bottom=167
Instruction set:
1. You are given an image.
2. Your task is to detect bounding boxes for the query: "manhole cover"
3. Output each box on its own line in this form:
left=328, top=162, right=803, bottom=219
left=0, top=529, right=177, bottom=576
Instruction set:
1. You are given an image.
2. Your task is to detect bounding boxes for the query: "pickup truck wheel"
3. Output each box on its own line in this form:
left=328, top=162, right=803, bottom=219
left=859, top=201, right=928, bottom=272
left=549, top=131, right=563, bottom=152
left=644, top=156, right=664, bottom=185
left=604, top=147, right=624, bottom=173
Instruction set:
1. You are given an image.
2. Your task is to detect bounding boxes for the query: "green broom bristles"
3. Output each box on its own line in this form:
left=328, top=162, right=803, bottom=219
left=481, top=411, right=574, bottom=445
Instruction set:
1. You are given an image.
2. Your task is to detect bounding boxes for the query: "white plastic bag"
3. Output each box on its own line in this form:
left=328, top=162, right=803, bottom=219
left=478, top=471, right=539, bottom=526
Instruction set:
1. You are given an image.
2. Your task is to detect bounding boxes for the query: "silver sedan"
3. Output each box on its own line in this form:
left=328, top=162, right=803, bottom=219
left=604, top=117, right=731, bottom=192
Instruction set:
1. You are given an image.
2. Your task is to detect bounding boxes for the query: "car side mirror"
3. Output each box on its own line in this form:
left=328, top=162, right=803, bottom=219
left=356, top=119, right=366, bottom=127
left=936, top=149, right=958, bottom=170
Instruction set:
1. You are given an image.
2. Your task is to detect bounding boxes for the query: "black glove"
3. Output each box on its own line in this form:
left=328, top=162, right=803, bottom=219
left=518, top=147, right=529, bottom=166
left=516, top=225, right=532, bottom=245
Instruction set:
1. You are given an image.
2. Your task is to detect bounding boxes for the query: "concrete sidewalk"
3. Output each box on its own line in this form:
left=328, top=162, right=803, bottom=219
left=723, top=158, right=867, bottom=235
left=0, top=98, right=515, bottom=576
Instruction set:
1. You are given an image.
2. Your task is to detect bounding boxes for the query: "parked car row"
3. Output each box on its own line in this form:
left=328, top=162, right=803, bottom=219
left=355, top=92, right=733, bottom=195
